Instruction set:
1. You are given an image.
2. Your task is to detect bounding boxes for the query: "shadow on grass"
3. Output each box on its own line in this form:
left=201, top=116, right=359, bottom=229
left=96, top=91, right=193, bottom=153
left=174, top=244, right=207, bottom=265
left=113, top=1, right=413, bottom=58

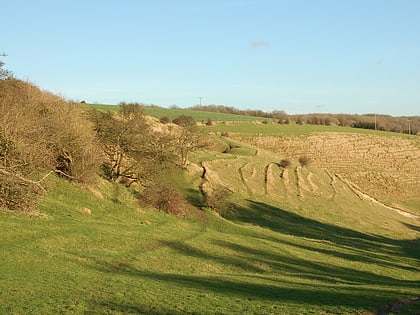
left=96, top=301, right=186, bottom=315
left=226, top=200, right=420, bottom=261
left=74, top=199, right=419, bottom=314
left=184, top=188, right=205, bottom=208
left=87, top=259, right=413, bottom=314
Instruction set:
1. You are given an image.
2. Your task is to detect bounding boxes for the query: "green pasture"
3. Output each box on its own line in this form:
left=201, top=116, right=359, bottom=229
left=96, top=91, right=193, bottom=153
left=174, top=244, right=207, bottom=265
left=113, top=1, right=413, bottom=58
left=0, top=173, right=419, bottom=314
left=202, top=122, right=409, bottom=137
left=83, top=103, right=419, bottom=141
left=84, top=103, right=267, bottom=122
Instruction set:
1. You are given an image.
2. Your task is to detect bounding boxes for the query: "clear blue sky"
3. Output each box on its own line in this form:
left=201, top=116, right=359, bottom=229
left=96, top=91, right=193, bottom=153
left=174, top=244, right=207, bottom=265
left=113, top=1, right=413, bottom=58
left=2, top=0, right=420, bottom=115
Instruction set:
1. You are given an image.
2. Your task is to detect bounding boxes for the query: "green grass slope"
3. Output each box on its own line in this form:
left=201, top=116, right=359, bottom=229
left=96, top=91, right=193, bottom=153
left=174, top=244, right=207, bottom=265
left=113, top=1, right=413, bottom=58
left=1, top=169, right=419, bottom=313
left=1, top=123, right=419, bottom=314
left=85, top=103, right=267, bottom=122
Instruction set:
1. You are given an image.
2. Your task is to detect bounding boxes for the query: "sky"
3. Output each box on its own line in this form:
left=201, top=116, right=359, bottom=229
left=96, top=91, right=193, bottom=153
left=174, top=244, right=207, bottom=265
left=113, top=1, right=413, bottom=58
left=2, top=0, right=420, bottom=116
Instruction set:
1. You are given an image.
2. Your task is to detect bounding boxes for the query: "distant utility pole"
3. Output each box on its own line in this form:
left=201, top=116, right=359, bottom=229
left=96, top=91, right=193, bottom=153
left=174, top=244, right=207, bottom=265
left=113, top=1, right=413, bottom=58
left=198, top=96, right=203, bottom=106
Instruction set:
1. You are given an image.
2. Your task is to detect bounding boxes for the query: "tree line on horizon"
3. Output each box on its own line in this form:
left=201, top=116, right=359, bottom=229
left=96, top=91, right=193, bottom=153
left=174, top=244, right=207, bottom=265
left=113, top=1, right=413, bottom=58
left=190, top=105, right=420, bottom=135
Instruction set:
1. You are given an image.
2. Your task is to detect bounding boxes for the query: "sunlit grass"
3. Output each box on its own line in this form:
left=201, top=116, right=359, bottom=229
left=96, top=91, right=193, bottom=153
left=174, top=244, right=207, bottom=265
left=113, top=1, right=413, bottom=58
left=84, top=103, right=267, bottom=122
left=0, top=175, right=418, bottom=314
left=201, top=121, right=407, bottom=137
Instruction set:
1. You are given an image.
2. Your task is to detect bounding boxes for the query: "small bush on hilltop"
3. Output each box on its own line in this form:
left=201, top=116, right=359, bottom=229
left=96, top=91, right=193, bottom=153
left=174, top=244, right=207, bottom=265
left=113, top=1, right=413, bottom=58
left=172, top=115, right=196, bottom=127
left=160, top=116, right=170, bottom=124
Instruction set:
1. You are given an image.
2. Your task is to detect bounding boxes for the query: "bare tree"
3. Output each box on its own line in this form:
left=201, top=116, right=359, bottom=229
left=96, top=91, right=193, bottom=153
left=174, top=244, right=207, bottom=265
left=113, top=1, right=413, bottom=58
left=90, top=103, right=176, bottom=187
left=174, top=124, right=208, bottom=168
left=0, top=53, right=13, bottom=80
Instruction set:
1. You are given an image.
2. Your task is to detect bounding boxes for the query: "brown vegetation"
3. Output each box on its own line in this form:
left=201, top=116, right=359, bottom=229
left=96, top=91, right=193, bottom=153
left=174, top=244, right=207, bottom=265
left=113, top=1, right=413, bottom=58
left=90, top=102, right=176, bottom=187
left=235, top=132, right=420, bottom=209
left=298, top=155, right=311, bottom=167
left=204, top=185, right=233, bottom=215
left=0, top=82, right=208, bottom=213
left=279, top=159, right=292, bottom=168
left=171, top=115, right=209, bottom=168
left=0, top=80, right=100, bottom=211
left=140, top=185, right=190, bottom=216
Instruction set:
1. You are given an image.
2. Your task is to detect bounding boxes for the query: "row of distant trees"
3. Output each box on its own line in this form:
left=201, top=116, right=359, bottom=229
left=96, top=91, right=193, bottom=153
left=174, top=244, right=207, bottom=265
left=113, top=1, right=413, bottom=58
left=293, top=113, right=419, bottom=134
left=190, top=105, right=420, bottom=135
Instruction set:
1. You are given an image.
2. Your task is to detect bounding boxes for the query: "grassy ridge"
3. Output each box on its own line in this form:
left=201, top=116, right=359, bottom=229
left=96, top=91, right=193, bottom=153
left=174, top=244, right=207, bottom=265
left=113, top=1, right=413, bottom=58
left=84, top=103, right=418, bottom=138
left=85, top=103, right=267, bottom=122
left=201, top=121, right=411, bottom=137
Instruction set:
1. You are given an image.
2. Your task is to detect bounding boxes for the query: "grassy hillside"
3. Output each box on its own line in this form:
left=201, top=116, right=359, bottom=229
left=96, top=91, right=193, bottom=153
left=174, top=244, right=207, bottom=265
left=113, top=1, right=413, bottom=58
left=1, top=174, right=419, bottom=314
left=1, top=118, right=419, bottom=314
left=204, top=123, right=420, bottom=215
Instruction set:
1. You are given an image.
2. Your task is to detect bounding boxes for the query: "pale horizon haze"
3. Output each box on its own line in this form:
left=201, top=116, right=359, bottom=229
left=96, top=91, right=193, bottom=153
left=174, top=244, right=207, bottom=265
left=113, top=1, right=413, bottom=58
left=2, top=0, right=420, bottom=116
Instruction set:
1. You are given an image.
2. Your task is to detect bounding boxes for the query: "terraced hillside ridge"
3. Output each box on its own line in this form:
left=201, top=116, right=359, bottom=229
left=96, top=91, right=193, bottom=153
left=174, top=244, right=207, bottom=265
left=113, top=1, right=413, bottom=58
left=226, top=132, right=420, bottom=214
left=197, top=151, right=418, bottom=233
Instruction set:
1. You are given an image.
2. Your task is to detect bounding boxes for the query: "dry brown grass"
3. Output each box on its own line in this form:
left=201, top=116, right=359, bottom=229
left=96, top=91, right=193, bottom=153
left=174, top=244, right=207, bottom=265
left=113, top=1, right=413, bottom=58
left=229, top=132, right=420, bottom=212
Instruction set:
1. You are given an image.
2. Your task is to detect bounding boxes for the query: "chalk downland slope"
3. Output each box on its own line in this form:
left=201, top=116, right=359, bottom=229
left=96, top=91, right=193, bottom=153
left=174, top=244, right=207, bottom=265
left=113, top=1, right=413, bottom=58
left=224, top=131, right=420, bottom=215
left=198, top=146, right=419, bottom=239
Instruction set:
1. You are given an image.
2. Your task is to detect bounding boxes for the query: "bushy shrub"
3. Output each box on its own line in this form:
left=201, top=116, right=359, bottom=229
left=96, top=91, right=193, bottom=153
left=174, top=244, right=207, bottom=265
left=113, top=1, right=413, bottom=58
left=205, top=186, right=233, bottom=215
left=159, top=116, right=170, bottom=124
left=172, top=115, right=195, bottom=127
left=0, top=172, right=44, bottom=212
left=0, top=80, right=101, bottom=210
left=141, top=185, right=189, bottom=216
left=298, top=155, right=311, bottom=167
left=279, top=159, right=291, bottom=168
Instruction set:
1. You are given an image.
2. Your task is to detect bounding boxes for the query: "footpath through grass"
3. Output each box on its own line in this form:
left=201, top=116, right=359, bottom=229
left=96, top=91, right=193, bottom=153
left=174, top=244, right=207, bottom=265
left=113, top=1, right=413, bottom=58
left=0, top=176, right=419, bottom=314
